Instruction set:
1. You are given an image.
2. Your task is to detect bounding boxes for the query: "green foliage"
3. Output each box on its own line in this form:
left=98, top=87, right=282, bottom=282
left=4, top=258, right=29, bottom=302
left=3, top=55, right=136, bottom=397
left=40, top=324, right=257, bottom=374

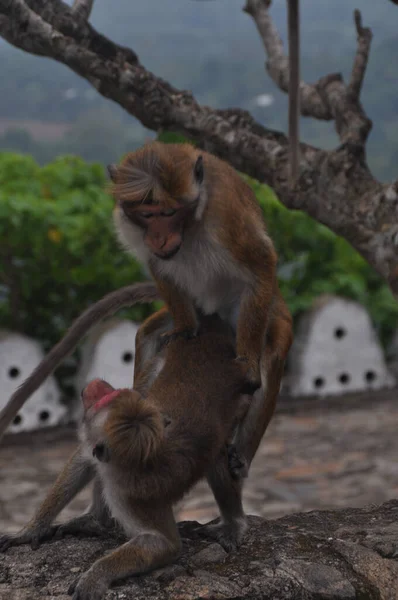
left=158, top=133, right=398, bottom=345
left=157, top=131, right=194, bottom=145
left=0, top=152, right=154, bottom=354
left=247, top=177, right=398, bottom=346
left=0, top=149, right=397, bottom=376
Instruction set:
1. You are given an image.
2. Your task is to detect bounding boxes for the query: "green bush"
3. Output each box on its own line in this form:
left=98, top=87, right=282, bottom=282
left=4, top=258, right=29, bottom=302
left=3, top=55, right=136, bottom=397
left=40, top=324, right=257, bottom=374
left=0, top=150, right=397, bottom=367
left=0, top=152, right=158, bottom=356
left=248, top=177, right=398, bottom=346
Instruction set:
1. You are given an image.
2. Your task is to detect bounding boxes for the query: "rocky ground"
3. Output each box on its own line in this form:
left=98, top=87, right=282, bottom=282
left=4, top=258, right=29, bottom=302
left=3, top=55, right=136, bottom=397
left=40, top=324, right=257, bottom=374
left=1, top=389, right=398, bottom=534
left=1, top=502, right=398, bottom=599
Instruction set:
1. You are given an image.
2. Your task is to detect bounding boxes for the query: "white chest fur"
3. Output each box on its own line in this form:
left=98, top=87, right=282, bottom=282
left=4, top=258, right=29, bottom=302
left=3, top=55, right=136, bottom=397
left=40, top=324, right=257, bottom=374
left=154, top=232, right=249, bottom=325
left=115, top=213, right=251, bottom=328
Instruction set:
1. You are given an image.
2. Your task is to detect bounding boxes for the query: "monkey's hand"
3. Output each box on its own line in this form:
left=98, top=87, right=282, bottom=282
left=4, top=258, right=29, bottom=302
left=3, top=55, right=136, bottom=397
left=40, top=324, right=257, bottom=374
left=199, top=517, right=248, bottom=552
left=68, top=569, right=108, bottom=600
left=54, top=514, right=115, bottom=541
left=0, top=523, right=58, bottom=552
left=159, top=328, right=197, bottom=349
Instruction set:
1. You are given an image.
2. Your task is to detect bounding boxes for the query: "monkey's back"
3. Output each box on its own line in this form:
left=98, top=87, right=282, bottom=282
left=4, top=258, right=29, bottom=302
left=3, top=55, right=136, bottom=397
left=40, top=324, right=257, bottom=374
left=143, top=323, right=246, bottom=496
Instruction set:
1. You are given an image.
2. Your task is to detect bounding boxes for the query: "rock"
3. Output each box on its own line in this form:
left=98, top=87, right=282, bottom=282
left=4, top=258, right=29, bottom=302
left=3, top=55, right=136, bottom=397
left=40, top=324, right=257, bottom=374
left=1, top=501, right=398, bottom=599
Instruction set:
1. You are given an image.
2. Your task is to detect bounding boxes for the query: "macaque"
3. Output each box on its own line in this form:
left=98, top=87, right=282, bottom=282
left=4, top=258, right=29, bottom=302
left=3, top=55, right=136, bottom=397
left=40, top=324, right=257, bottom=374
left=0, top=282, right=159, bottom=441
left=0, top=314, right=251, bottom=600
left=287, top=0, right=300, bottom=185
left=110, top=141, right=293, bottom=477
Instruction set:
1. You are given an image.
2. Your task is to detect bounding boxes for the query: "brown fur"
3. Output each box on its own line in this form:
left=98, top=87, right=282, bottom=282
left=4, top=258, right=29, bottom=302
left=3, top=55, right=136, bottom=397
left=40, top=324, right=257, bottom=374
left=103, top=391, right=164, bottom=467
left=0, top=314, right=250, bottom=600
left=111, top=141, right=293, bottom=478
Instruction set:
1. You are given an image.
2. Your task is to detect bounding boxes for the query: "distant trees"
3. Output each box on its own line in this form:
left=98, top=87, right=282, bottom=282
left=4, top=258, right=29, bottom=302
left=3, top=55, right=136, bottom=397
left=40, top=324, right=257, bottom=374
left=0, top=0, right=398, bottom=298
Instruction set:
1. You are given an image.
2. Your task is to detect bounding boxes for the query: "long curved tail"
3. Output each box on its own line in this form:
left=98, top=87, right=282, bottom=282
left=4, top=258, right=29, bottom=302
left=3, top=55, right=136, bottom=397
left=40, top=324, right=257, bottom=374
left=0, top=282, right=159, bottom=441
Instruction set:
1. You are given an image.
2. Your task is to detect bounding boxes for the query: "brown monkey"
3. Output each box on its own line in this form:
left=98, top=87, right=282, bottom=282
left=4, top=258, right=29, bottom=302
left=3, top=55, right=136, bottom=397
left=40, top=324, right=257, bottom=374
left=110, top=141, right=293, bottom=476
left=0, top=315, right=251, bottom=600
left=287, top=0, right=300, bottom=185
left=0, top=282, right=160, bottom=441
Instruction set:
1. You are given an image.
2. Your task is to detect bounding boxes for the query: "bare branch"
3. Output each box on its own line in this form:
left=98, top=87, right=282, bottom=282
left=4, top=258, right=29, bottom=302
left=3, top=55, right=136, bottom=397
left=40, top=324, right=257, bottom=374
left=348, top=9, right=372, bottom=99
left=72, top=0, right=94, bottom=21
left=0, top=0, right=398, bottom=294
left=244, top=1, right=372, bottom=148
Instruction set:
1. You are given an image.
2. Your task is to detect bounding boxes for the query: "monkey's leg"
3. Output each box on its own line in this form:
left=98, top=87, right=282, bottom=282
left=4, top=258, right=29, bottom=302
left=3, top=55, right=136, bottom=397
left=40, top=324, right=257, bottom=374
left=54, top=478, right=120, bottom=541
left=68, top=507, right=181, bottom=600
left=153, top=277, right=198, bottom=344
left=133, top=307, right=172, bottom=383
left=0, top=447, right=94, bottom=552
left=230, top=302, right=293, bottom=478
left=203, top=449, right=247, bottom=552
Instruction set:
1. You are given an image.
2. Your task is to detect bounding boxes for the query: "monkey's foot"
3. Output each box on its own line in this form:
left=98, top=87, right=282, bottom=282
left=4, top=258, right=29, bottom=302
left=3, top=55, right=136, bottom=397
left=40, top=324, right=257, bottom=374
left=68, top=571, right=108, bottom=600
left=200, top=518, right=248, bottom=552
left=54, top=514, right=117, bottom=541
left=227, top=444, right=249, bottom=480
left=0, top=524, right=58, bottom=552
left=159, top=328, right=197, bottom=349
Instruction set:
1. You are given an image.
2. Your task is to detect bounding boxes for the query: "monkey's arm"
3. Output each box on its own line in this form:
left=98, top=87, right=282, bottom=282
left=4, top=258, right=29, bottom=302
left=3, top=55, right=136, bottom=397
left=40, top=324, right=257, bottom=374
left=0, top=447, right=94, bottom=552
left=234, top=238, right=277, bottom=386
left=151, top=274, right=198, bottom=342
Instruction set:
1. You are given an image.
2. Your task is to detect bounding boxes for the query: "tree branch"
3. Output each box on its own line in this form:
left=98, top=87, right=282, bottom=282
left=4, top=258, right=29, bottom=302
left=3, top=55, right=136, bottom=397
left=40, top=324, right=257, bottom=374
left=244, top=0, right=372, bottom=147
left=72, top=0, right=94, bottom=21
left=0, top=0, right=398, bottom=294
left=348, top=9, right=372, bottom=99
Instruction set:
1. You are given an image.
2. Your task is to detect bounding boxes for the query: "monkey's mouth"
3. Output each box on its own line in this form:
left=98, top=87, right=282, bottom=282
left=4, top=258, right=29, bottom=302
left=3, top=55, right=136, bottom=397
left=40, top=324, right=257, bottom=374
left=154, top=245, right=181, bottom=260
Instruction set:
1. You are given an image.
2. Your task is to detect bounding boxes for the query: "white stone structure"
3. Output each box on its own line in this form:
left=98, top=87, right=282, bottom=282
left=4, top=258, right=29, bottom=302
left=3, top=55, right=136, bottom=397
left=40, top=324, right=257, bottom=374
left=287, top=296, right=395, bottom=397
left=73, top=318, right=139, bottom=418
left=0, top=331, right=66, bottom=433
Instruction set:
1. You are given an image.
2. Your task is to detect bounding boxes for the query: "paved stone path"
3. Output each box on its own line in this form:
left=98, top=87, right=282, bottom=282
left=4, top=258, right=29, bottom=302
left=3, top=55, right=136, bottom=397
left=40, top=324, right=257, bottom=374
left=1, top=390, right=398, bottom=533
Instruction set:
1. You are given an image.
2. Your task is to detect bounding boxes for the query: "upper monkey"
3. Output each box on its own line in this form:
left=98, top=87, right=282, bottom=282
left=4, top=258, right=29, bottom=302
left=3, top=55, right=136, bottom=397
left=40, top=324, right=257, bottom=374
left=110, top=141, right=285, bottom=390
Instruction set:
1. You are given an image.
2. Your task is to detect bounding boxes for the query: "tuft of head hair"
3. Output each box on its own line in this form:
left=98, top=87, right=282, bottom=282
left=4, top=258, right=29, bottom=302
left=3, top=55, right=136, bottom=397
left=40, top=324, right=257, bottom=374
left=104, top=389, right=164, bottom=467
left=108, top=141, right=201, bottom=208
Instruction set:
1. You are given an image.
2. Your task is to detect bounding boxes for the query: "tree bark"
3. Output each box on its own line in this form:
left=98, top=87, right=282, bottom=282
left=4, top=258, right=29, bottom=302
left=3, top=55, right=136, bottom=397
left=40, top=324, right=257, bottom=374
left=0, top=0, right=397, bottom=292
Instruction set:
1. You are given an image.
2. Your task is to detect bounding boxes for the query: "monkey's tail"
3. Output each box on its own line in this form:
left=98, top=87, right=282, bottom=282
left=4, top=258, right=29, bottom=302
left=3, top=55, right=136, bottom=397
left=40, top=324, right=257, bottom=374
left=0, top=282, right=159, bottom=441
left=105, top=392, right=164, bottom=466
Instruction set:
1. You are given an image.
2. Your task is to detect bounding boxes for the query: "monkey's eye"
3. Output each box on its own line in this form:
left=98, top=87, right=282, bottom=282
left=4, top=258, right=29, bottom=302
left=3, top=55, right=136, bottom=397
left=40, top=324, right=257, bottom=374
left=160, top=209, right=177, bottom=217
left=93, top=442, right=110, bottom=463
left=140, top=212, right=154, bottom=219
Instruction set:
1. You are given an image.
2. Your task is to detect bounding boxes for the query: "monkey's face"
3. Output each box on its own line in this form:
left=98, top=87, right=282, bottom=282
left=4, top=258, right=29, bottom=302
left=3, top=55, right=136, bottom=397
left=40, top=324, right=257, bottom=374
left=119, top=203, right=195, bottom=260
left=109, top=143, right=205, bottom=261
left=80, top=378, right=122, bottom=463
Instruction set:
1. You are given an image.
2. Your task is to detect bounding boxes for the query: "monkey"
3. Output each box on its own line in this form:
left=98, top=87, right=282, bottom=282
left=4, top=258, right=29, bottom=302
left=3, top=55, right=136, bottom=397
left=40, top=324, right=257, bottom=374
left=0, top=282, right=160, bottom=441
left=109, top=141, right=293, bottom=479
left=287, top=0, right=300, bottom=186
left=0, top=314, right=252, bottom=600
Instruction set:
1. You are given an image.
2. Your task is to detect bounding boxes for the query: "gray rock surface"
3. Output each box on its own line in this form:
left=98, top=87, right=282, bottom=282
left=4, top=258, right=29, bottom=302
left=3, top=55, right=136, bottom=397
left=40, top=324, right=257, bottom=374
left=1, top=502, right=398, bottom=599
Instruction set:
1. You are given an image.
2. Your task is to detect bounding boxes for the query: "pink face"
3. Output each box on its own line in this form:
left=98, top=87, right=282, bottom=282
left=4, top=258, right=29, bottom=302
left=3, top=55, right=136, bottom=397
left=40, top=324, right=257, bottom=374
left=121, top=203, right=197, bottom=259
left=82, top=379, right=124, bottom=413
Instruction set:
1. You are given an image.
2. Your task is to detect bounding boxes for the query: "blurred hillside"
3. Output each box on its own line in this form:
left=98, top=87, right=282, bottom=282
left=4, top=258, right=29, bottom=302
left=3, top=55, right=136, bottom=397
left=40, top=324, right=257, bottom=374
left=0, top=0, right=397, bottom=179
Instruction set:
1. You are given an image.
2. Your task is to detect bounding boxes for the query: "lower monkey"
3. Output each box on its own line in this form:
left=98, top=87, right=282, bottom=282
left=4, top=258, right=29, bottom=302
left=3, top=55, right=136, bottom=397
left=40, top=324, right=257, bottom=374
left=0, top=314, right=251, bottom=600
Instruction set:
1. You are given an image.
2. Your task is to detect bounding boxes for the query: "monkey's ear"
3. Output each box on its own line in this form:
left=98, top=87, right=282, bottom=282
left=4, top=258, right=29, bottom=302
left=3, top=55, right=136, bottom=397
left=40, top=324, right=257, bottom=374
left=93, top=442, right=111, bottom=463
left=194, top=156, right=204, bottom=184
left=107, top=164, right=118, bottom=182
